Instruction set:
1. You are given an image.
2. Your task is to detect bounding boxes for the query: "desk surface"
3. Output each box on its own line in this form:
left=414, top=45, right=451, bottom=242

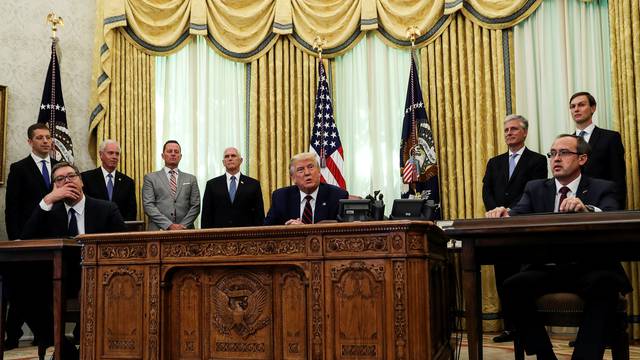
left=443, top=211, right=640, bottom=360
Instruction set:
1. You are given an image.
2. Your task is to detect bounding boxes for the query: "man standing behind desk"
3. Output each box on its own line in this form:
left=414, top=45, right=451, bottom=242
left=142, top=140, right=200, bottom=230
left=570, top=91, right=626, bottom=206
left=482, top=114, right=547, bottom=343
left=201, top=147, right=264, bottom=228
left=3, top=123, right=58, bottom=348
left=486, top=134, right=630, bottom=360
left=81, top=139, right=137, bottom=220
left=264, top=152, right=348, bottom=225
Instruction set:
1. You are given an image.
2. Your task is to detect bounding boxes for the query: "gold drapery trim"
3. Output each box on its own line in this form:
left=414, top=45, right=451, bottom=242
left=609, top=0, right=640, bottom=339
left=91, top=29, right=155, bottom=221
left=248, top=38, right=324, bottom=210
left=418, top=14, right=514, bottom=331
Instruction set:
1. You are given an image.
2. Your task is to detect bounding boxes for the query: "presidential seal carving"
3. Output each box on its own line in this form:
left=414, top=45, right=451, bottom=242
left=213, top=273, right=271, bottom=339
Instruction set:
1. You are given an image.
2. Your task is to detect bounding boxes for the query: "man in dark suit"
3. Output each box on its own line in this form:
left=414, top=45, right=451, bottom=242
left=21, top=162, right=126, bottom=359
left=487, top=135, right=630, bottom=360
left=482, top=114, right=547, bottom=343
left=570, top=91, right=626, bottom=206
left=81, top=139, right=137, bottom=221
left=3, top=123, right=58, bottom=348
left=265, top=152, right=348, bottom=225
left=201, top=147, right=264, bottom=228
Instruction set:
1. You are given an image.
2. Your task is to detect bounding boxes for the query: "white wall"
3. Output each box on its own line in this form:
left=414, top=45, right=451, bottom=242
left=0, top=1, right=96, bottom=238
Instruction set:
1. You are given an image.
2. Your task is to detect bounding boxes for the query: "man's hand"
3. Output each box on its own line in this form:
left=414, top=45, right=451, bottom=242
left=167, top=224, right=187, bottom=230
left=486, top=206, right=510, bottom=218
left=285, top=218, right=304, bottom=225
left=43, top=182, right=82, bottom=205
left=559, top=197, right=589, bottom=213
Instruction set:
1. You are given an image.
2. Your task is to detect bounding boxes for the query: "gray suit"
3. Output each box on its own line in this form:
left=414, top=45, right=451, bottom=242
left=142, top=168, right=201, bottom=230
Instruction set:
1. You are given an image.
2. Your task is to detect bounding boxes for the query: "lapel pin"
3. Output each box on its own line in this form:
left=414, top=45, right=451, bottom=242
left=322, top=202, right=326, bottom=206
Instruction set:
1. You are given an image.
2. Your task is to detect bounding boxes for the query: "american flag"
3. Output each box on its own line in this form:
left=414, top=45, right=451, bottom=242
left=309, top=61, right=346, bottom=189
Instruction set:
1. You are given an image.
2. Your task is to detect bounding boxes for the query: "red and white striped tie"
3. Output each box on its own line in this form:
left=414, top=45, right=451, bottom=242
left=169, top=170, right=177, bottom=198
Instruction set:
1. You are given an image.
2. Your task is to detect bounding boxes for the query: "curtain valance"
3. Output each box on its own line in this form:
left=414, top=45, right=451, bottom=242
left=101, top=0, right=542, bottom=60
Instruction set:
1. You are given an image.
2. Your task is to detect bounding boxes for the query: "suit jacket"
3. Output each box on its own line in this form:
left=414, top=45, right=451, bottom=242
left=4, top=155, right=59, bottom=240
left=508, top=176, right=630, bottom=293
left=201, top=174, right=264, bottom=228
left=482, top=147, right=548, bottom=210
left=264, top=183, right=349, bottom=225
left=142, top=169, right=200, bottom=230
left=581, top=126, right=626, bottom=206
left=81, top=167, right=137, bottom=221
left=20, top=196, right=126, bottom=239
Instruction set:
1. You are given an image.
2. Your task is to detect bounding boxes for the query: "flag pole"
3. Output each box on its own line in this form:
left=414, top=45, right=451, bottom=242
left=313, top=36, right=327, bottom=168
left=406, top=26, right=420, bottom=197
left=46, top=12, right=63, bottom=159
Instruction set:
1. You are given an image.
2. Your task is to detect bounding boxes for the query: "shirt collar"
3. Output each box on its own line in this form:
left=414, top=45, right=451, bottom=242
left=576, top=123, right=596, bottom=136
left=226, top=171, right=241, bottom=181
left=509, top=146, right=526, bottom=157
left=64, top=195, right=86, bottom=216
left=299, top=187, right=319, bottom=204
left=101, top=166, right=115, bottom=178
left=554, top=174, right=582, bottom=195
left=30, top=152, right=51, bottom=163
left=164, top=167, right=179, bottom=176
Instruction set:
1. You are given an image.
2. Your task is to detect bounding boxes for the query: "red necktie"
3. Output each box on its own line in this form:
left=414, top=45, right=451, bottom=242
left=302, top=195, right=313, bottom=224
left=558, top=186, right=570, bottom=211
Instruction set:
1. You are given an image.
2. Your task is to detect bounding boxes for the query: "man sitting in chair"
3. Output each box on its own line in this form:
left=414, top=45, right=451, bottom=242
left=486, top=134, right=631, bottom=360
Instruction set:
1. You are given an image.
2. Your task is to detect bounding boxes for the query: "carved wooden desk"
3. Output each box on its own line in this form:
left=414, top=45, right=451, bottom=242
left=0, top=239, right=80, bottom=360
left=78, top=221, right=452, bottom=360
left=443, top=211, right=640, bottom=360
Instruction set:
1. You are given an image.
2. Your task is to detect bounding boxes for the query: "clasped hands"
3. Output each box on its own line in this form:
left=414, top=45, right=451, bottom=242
left=485, top=197, right=590, bottom=218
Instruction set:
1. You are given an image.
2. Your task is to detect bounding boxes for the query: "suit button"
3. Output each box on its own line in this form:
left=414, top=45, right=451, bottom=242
left=505, top=192, right=509, bottom=196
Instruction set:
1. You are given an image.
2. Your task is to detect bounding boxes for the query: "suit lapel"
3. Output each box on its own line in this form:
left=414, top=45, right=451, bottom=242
left=507, top=150, right=527, bottom=185
left=543, top=179, right=557, bottom=212
left=587, top=126, right=601, bottom=148
left=314, top=184, right=328, bottom=222
left=156, top=170, right=171, bottom=196
left=111, top=171, right=122, bottom=200
left=576, top=177, right=590, bottom=202
left=28, top=156, right=49, bottom=190
left=289, top=187, right=302, bottom=220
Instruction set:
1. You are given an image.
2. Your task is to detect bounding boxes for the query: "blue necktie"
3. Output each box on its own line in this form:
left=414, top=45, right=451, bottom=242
left=578, top=130, right=587, bottom=138
left=106, top=174, right=114, bottom=201
left=68, top=208, right=79, bottom=237
left=41, top=160, right=50, bottom=188
left=229, top=176, right=237, bottom=203
left=508, top=153, right=518, bottom=179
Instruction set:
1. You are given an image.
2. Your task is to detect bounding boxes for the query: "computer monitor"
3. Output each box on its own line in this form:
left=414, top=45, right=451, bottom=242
left=389, top=199, right=438, bottom=220
left=337, top=199, right=371, bottom=222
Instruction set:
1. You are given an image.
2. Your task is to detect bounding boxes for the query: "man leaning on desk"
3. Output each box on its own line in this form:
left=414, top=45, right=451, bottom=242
left=486, top=134, right=630, bottom=360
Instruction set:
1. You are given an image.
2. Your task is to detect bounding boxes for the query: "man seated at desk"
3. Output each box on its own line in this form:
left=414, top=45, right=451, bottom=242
left=486, top=134, right=630, bottom=360
left=264, top=152, right=348, bottom=225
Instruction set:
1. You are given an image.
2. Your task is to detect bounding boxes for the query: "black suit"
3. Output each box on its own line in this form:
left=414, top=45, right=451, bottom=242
left=581, top=126, right=626, bottom=207
left=482, top=147, right=547, bottom=332
left=20, top=196, right=125, bottom=356
left=201, top=174, right=265, bottom=228
left=503, top=176, right=630, bottom=359
left=5, top=155, right=59, bottom=240
left=81, top=167, right=137, bottom=220
left=482, top=147, right=548, bottom=211
left=264, top=183, right=349, bottom=225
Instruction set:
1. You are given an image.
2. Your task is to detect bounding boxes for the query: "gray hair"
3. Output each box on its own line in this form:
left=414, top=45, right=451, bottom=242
left=99, top=139, right=121, bottom=152
left=503, top=114, right=529, bottom=130
left=289, top=152, right=319, bottom=176
left=223, top=147, right=242, bottom=158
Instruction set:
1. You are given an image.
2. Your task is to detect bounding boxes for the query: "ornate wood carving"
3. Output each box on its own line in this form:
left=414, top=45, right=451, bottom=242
left=83, top=267, right=96, bottom=360
left=330, top=260, right=385, bottom=282
left=407, top=234, right=424, bottom=250
left=393, top=261, right=408, bottom=359
left=148, top=266, right=160, bottom=359
left=99, top=244, right=146, bottom=259
left=162, top=239, right=306, bottom=257
left=392, top=234, right=404, bottom=251
left=311, top=262, right=323, bottom=360
left=102, top=266, right=143, bottom=285
left=281, top=270, right=307, bottom=359
left=84, top=244, right=96, bottom=261
left=309, top=236, right=321, bottom=254
left=149, top=243, right=158, bottom=257
left=326, top=236, right=388, bottom=253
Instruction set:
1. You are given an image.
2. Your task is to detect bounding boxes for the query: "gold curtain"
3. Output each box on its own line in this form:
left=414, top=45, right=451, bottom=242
left=92, top=29, right=155, bottom=221
left=418, top=14, right=514, bottom=331
left=609, top=0, right=640, bottom=339
left=248, top=37, right=324, bottom=209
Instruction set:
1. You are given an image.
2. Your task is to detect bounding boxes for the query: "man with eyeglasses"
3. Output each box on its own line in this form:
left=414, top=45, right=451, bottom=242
left=482, top=114, right=547, bottom=343
left=570, top=91, right=626, bottom=207
left=486, top=134, right=629, bottom=360
left=20, top=162, right=125, bottom=358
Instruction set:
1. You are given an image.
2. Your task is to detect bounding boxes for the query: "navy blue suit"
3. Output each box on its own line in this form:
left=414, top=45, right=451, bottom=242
left=580, top=127, right=626, bottom=207
left=201, top=174, right=265, bottom=228
left=264, top=183, right=348, bottom=225
left=81, top=168, right=138, bottom=221
left=503, top=176, right=630, bottom=358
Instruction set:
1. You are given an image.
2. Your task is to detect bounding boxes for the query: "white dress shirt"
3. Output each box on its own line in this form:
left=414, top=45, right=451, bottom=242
left=299, top=187, right=319, bottom=222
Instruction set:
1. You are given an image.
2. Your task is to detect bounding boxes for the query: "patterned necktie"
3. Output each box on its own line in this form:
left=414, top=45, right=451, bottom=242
left=558, top=186, right=570, bottom=211
left=229, top=176, right=237, bottom=203
left=106, top=174, right=114, bottom=201
left=41, top=160, right=50, bottom=188
left=169, top=170, right=177, bottom=198
left=302, top=195, right=313, bottom=224
left=68, top=208, right=79, bottom=237
left=508, top=153, right=519, bottom=179
left=578, top=130, right=587, bottom=138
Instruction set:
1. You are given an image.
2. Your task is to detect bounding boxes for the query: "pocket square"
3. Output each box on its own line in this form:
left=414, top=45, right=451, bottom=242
left=183, top=182, right=190, bottom=185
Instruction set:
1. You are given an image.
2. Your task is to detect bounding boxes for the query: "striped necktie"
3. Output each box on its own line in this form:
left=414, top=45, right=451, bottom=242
left=302, top=195, right=313, bottom=224
left=169, top=170, right=177, bottom=198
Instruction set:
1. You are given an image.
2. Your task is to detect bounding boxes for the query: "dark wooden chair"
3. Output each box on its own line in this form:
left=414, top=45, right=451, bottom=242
left=514, top=292, right=629, bottom=360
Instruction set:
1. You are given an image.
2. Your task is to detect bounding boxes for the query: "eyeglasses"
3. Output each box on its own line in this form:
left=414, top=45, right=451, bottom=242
left=53, top=173, right=79, bottom=184
left=546, top=150, right=581, bottom=158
